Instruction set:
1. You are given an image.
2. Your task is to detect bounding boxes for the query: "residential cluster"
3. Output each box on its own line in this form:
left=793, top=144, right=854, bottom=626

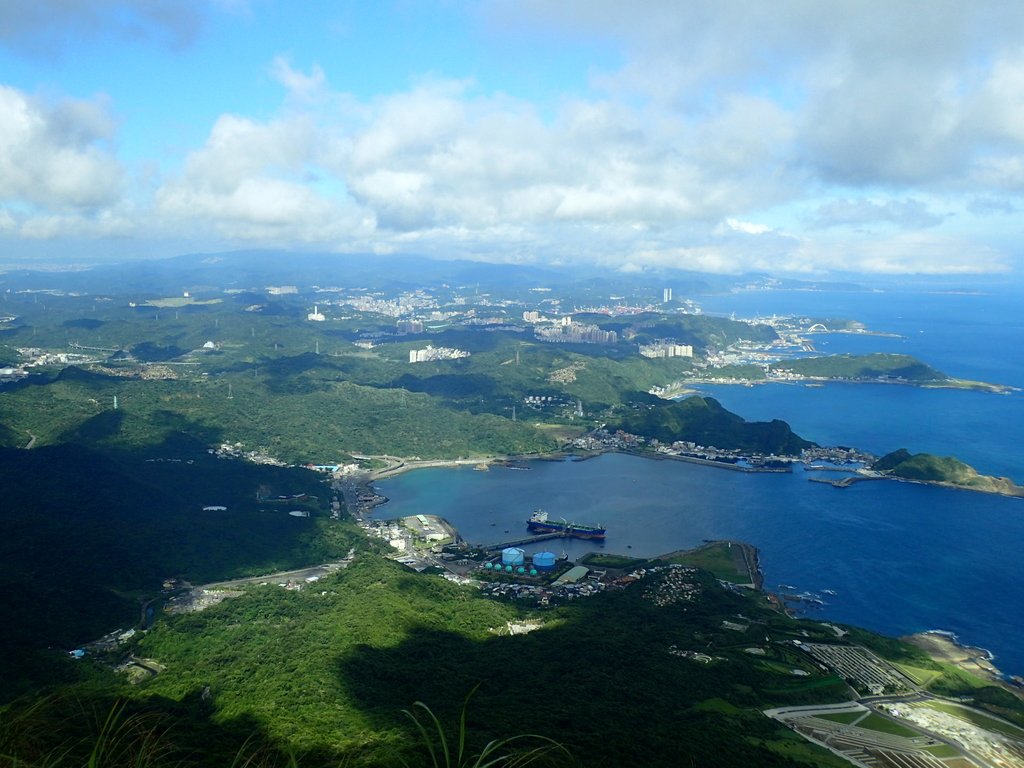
left=639, top=341, right=694, bottom=359
left=211, top=442, right=288, bottom=466
left=479, top=578, right=604, bottom=605
left=578, top=428, right=791, bottom=466
left=547, top=361, right=586, bottom=384
left=639, top=565, right=702, bottom=606
left=16, top=346, right=97, bottom=368
left=408, top=345, right=470, bottom=363
left=535, top=320, right=618, bottom=344
left=521, top=395, right=581, bottom=417
left=800, top=446, right=877, bottom=465
left=573, top=429, right=881, bottom=472
left=396, top=319, right=424, bottom=334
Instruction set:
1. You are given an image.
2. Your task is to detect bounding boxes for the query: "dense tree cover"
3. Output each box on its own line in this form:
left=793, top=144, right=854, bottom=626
left=3, top=555, right=862, bottom=767
left=638, top=315, right=779, bottom=349
left=0, top=283, right=784, bottom=465
left=0, top=368, right=557, bottom=460
left=770, top=353, right=945, bottom=382
left=871, top=449, right=1024, bottom=496
left=872, top=449, right=976, bottom=480
left=871, top=448, right=915, bottom=472
left=611, top=396, right=815, bottom=454
left=0, top=441, right=361, bottom=703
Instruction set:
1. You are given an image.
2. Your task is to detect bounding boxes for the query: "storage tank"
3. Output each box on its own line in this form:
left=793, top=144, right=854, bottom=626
left=501, top=547, right=526, bottom=566
left=532, top=551, right=557, bottom=571
left=483, top=562, right=493, bottom=570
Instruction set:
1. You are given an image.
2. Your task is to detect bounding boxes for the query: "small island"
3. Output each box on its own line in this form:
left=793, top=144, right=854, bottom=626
left=872, top=449, right=1024, bottom=498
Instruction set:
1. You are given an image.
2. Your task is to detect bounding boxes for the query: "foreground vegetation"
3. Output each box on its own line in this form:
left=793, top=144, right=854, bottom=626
left=8, top=544, right=1022, bottom=767
left=4, top=552, right=860, bottom=767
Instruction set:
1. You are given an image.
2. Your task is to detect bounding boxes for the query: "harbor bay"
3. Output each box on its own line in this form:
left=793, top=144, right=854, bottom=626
left=374, top=451, right=1024, bottom=678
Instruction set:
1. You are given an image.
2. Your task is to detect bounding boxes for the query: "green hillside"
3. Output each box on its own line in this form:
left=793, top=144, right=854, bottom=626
left=611, top=395, right=815, bottom=455
left=872, top=449, right=1024, bottom=496
left=4, top=554, right=863, bottom=767
left=0, top=442, right=361, bottom=703
left=769, top=353, right=945, bottom=382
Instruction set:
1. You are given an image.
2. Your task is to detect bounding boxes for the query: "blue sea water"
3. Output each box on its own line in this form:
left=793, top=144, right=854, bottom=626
left=375, top=286, right=1024, bottom=677
left=697, top=287, right=1024, bottom=481
left=375, top=454, right=1024, bottom=676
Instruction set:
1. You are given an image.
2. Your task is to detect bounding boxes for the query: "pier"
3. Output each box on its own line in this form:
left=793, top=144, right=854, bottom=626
left=808, top=475, right=883, bottom=488
left=479, top=532, right=565, bottom=551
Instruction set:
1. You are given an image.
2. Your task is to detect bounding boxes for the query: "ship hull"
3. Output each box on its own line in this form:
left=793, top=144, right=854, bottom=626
left=527, top=520, right=606, bottom=540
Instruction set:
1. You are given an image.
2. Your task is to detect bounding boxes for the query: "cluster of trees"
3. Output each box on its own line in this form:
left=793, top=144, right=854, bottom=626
left=6, top=553, right=872, bottom=767
left=0, top=441, right=358, bottom=703
left=611, top=395, right=815, bottom=455
left=769, top=353, right=945, bottom=382
left=872, top=449, right=1024, bottom=496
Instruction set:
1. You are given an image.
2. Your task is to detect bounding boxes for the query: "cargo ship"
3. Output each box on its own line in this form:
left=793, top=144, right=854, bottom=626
left=527, top=509, right=606, bottom=540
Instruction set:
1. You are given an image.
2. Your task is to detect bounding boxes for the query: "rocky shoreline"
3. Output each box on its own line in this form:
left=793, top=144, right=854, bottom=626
left=902, top=630, right=1013, bottom=687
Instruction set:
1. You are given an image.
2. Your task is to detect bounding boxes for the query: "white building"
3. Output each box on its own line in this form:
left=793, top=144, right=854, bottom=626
left=640, top=342, right=693, bottom=359
left=409, top=345, right=470, bottom=363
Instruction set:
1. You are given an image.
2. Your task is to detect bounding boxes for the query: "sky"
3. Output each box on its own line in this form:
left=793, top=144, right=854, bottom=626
left=2, top=0, right=1024, bottom=276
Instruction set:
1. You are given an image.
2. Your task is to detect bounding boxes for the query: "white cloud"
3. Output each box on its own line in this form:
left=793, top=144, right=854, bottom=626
left=0, top=85, right=124, bottom=210
left=330, top=83, right=801, bottom=236
left=155, top=112, right=374, bottom=242
left=796, top=233, right=1009, bottom=275
left=7, top=1, right=1024, bottom=275
left=621, top=228, right=1008, bottom=277
left=147, top=64, right=1023, bottom=273
left=17, top=209, right=135, bottom=240
left=809, top=198, right=945, bottom=230
left=269, top=57, right=327, bottom=101
left=718, top=219, right=773, bottom=236
left=499, top=1, right=1024, bottom=193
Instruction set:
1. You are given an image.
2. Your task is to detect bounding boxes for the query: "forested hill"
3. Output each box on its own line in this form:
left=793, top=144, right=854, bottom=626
left=872, top=449, right=1024, bottom=496
left=0, top=441, right=361, bottom=702
left=770, top=353, right=944, bottom=381
left=610, top=395, right=814, bottom=455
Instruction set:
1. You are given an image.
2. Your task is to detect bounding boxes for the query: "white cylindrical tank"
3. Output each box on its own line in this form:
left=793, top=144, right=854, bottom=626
left=533, top=551, right=557, bottom=571
left=501, top=547, right=525, bottom=566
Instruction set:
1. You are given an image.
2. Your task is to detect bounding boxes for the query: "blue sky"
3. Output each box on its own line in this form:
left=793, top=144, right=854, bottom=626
left=1, top=0, right=1023, bottom=275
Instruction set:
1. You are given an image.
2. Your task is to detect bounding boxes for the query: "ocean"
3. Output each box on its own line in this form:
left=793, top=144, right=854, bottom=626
left=696, top=285, right=1024, bottom=479
left=374, top=285, right=1024, bottom=677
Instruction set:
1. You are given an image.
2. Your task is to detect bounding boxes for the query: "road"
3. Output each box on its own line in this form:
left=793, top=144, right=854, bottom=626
left=369, top=456, right=500, bottom=479
left=199, top=560, right=350, bottom=590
